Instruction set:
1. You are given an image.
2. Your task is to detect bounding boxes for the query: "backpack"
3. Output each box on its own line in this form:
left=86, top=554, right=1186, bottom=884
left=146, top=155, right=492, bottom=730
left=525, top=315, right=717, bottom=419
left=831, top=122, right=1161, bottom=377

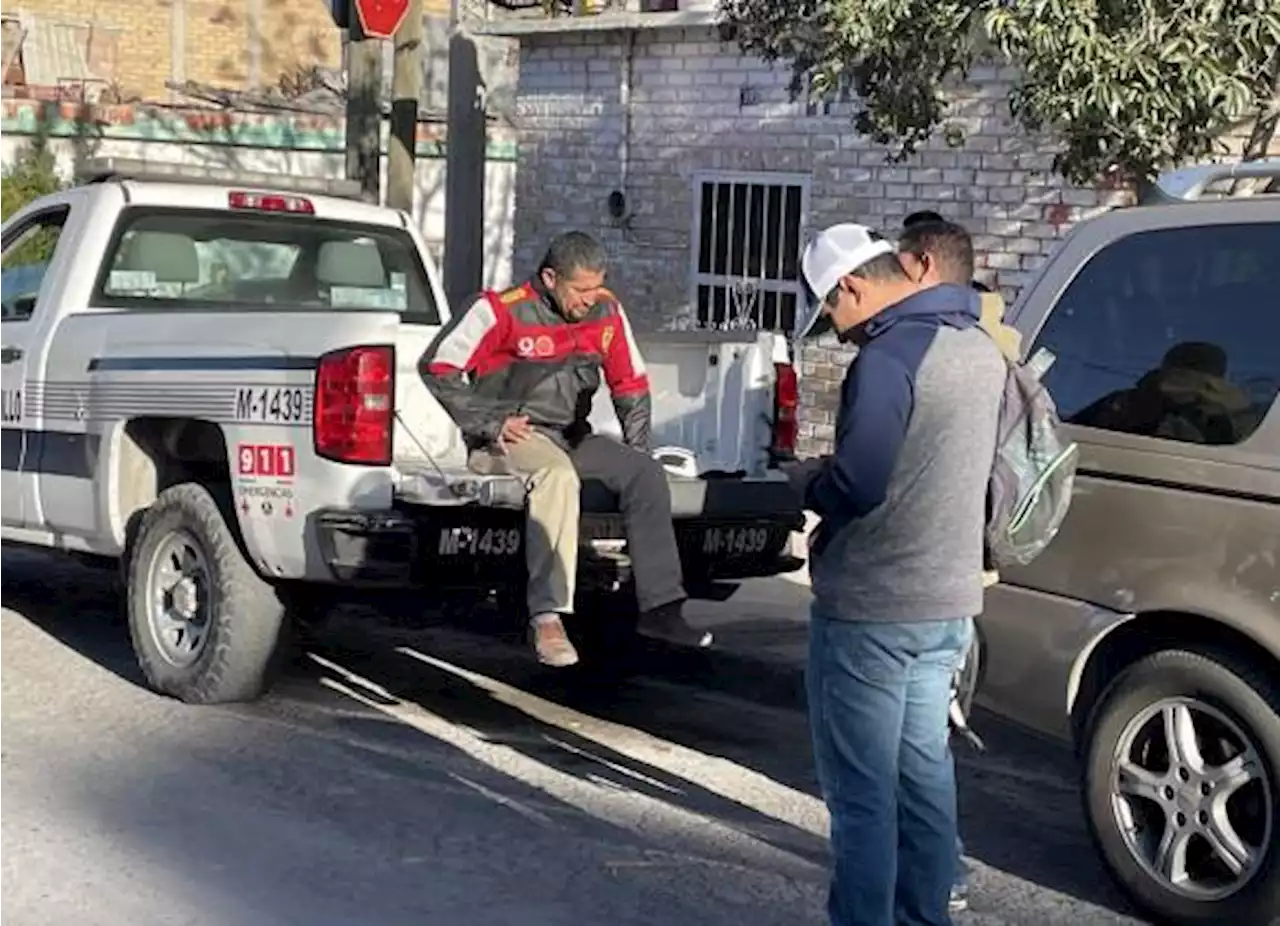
left=984, top=350, right=1080, bottom=570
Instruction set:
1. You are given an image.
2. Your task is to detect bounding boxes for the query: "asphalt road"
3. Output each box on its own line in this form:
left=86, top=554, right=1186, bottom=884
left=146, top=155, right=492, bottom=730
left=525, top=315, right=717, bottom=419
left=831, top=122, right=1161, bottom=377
left=1, top=550, right=1151, bottom=926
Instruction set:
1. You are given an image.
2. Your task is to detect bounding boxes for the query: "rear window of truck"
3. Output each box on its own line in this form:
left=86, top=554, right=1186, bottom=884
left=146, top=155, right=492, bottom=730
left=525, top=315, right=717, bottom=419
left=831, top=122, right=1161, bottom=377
left=91, top=207, right=440, bottom=324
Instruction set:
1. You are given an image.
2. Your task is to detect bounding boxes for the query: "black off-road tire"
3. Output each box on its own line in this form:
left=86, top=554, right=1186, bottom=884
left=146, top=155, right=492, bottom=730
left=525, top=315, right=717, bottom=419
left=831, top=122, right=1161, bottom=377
left=1082, top=647, right=1280, bottom=926
left=127, top=482, right=291, bottom=704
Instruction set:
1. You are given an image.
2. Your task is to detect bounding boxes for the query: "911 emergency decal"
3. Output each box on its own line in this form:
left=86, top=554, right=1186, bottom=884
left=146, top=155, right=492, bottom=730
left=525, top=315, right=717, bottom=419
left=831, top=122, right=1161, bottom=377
left=238, top=443, right=296, bottom=478
left=235, top=387, right=306, bottom=423
left=235, top=442, right=297, bottom=520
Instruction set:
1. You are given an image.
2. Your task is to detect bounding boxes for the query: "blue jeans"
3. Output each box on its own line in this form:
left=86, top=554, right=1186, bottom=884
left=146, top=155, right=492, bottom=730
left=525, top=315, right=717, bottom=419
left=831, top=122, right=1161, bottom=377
left=807, top=612, right=974, bottom=926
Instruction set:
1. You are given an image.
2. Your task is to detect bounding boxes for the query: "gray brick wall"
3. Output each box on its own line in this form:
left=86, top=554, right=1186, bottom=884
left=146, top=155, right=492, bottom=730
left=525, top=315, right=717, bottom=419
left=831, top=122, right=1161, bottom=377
left=508, top=25, right=1272, bottom=457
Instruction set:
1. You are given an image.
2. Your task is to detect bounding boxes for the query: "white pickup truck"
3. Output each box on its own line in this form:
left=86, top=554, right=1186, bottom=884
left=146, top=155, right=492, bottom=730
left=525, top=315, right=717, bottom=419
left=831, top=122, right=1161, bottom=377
left=1, top=158, right=805, bottom=704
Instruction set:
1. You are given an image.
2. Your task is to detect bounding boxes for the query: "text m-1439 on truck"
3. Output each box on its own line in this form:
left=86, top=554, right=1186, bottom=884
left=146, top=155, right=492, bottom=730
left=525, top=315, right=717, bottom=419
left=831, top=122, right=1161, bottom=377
left=235, top=387, right=307, bottom=423
left=0, top=158, right=805, bottom=704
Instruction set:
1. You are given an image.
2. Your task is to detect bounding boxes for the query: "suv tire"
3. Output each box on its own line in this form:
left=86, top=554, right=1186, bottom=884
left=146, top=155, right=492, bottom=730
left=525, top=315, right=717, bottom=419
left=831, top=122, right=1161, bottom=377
left=127, top=482, right=290, bottom=704
left=1082, top=647, right=1280, bottom=926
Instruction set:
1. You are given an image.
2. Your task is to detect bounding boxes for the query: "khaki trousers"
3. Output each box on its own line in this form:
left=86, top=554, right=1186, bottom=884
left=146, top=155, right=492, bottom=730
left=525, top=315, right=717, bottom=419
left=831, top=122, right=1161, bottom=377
left=500, top=432, right=581, bottom=615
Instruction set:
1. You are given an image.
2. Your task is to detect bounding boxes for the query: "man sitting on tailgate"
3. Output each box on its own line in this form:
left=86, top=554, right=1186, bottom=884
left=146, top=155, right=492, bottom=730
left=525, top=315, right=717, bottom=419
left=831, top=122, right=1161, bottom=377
left=419, top=231, right=712, bottom=667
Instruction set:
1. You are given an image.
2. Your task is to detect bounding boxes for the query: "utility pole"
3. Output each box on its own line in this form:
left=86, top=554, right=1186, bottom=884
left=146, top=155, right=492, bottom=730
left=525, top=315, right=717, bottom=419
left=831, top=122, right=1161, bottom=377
left=387, top=0, right=424, bottom=212
left=443, top=0, right=486, bottom=306
left=345, top=0, right=383, bottom=203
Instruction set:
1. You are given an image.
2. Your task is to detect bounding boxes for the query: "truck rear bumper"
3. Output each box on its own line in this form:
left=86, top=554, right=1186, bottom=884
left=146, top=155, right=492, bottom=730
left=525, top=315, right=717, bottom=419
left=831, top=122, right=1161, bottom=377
left=312, top=499, right=805, bottom=591
left=313, top=508, right=420, bottom=585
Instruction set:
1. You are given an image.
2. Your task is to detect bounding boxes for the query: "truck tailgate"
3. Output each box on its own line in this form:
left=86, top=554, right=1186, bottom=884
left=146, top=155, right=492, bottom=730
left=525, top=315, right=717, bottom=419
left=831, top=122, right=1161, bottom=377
left=392, top=320, right=469, bottom=470
left=586, top=329, right=789, bottom=476
left=395, top=458, right=800, bottom=520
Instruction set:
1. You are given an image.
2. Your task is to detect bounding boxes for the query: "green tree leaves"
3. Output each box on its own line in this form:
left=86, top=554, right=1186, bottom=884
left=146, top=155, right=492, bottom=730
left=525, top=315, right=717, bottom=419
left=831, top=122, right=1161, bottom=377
left=1, top=140, right=65, bottom=267
left=720, top=0, right=1280, bottom=185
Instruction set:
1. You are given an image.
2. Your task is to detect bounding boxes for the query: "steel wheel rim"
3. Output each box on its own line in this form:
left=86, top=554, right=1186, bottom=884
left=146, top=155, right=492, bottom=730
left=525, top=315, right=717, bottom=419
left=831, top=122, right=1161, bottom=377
left=1111, top=696, right=1273, bottom=901
left=145, top=528, right=214, bottom=668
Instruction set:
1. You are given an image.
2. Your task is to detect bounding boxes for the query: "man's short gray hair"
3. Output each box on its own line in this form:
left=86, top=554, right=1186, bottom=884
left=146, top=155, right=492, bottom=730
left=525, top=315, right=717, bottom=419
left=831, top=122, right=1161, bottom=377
left=539, top=231, right=607, bottom=278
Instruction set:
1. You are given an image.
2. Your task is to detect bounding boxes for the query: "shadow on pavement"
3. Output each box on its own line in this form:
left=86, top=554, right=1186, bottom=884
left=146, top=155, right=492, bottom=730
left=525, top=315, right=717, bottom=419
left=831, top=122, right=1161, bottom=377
left=291, top=620, right=831, bottom=869
left=3, top=553, right=823, bottom=926
left=2, top=548, right=1138, bottom=922
left=355, top=592, right=1139, bottom=921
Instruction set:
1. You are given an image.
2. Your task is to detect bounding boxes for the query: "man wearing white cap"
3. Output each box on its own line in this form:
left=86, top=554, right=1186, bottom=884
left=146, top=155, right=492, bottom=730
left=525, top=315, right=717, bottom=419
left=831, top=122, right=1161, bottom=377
left=792, top=224, right=1006, bottom=926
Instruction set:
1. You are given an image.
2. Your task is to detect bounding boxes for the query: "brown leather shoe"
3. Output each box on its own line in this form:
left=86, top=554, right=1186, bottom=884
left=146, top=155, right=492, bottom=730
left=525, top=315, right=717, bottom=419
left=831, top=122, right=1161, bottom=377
left=529, top=614, right=579, bottom=667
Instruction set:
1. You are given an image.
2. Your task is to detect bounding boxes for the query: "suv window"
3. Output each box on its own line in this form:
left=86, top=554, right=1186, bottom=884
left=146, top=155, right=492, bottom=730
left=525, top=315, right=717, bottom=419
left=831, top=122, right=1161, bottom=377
left=1, top=207, right=70, bottom=322
left=1032, top=221, right=1279, bottom=446
left=92, top=208, right=440, bottom=325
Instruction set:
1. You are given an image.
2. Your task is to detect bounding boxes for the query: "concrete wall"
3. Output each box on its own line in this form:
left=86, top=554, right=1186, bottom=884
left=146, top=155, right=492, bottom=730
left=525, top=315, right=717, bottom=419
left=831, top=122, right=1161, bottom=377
left=507, top=24, right=1276, bottom=456
left=1, top=100, right=519, bottom=292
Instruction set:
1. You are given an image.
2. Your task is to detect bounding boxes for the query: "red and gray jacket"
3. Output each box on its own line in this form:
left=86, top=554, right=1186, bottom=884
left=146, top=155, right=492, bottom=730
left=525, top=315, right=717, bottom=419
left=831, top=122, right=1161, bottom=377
left=419, top=279, right=652, bottom=450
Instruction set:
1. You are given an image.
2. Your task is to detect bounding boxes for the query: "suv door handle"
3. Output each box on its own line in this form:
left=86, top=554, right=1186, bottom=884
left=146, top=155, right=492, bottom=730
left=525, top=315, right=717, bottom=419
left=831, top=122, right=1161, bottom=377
left=0, top=345, right=23, bottom=364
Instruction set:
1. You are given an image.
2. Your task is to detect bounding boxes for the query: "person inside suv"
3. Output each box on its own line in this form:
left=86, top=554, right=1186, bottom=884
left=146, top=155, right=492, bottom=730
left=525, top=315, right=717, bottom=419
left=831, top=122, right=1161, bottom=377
left=1075, top=340, right=1255, bottom=443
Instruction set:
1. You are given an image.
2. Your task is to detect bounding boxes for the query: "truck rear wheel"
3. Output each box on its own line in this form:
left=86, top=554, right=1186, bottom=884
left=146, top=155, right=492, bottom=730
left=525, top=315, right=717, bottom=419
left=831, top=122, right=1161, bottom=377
left=127, top=482, right=290, bottom=704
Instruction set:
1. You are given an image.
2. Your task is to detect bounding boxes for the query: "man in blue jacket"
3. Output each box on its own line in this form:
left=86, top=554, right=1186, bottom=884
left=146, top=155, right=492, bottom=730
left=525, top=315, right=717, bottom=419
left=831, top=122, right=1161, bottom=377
left=792, top=224, right=1006, bottom=926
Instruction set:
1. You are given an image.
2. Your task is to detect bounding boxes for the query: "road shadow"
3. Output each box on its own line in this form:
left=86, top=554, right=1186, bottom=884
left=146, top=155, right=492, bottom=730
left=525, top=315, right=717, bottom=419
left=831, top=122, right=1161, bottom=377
left=2, top=548, right=1138, bottom=921
left=311, top=606, right=1140, bottom=921
left=3, top=552, right=824, bottom=926
left=290, top=619, right=830, bottom=870
left=0, top=549, right=143, bottom=683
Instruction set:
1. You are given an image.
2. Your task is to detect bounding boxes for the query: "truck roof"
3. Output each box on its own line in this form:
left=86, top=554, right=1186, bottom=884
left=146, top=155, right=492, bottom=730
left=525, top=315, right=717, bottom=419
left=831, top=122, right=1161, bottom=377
left=77, top=156, right=406, bottom=228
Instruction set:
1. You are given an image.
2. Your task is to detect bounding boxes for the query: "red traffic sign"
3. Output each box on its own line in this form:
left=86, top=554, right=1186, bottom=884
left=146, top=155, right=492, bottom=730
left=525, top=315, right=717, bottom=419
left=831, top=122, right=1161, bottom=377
left=354, top=0, right=409, bottom=39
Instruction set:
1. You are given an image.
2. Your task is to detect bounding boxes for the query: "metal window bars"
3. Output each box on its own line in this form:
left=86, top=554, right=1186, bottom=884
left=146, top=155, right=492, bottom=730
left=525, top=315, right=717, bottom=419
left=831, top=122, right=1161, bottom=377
left=689, top=171, right=810, bottom=333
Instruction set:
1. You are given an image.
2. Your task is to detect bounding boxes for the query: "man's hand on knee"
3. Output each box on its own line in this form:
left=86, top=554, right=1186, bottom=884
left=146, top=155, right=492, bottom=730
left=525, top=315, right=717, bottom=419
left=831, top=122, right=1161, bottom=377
left=497, top=415, right=534, bottom=451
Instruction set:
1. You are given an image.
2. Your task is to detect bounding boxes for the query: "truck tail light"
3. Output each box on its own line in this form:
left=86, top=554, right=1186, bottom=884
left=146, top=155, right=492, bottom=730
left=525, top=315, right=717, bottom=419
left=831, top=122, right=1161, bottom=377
left=228, top=190, right=315, bottom=214
left=771, top=361, right=798, bottom=461
left=314, top=345, right=394, bottom=466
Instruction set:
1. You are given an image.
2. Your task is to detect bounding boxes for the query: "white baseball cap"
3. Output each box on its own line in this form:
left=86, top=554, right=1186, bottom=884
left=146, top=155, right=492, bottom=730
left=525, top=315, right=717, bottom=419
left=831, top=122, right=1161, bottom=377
left=794, top=223, right=896, bottom=339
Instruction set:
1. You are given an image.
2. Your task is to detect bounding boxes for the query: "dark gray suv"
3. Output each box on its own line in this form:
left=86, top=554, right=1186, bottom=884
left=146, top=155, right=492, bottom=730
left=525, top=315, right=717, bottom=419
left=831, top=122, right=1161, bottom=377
left=975, top=163, right=1279, bottom=926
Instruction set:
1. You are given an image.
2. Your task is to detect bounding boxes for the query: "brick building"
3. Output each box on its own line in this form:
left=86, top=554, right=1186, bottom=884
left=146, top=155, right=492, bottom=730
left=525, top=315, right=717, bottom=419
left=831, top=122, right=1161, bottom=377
left=2, top=0, right=449, bottom=103
left=478, top=10, right=1274, bottom=456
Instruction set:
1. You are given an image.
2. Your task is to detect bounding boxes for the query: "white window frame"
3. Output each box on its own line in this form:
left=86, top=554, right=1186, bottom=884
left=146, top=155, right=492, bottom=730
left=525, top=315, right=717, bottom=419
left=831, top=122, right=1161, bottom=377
left=688, top=170, right=811, bottom=332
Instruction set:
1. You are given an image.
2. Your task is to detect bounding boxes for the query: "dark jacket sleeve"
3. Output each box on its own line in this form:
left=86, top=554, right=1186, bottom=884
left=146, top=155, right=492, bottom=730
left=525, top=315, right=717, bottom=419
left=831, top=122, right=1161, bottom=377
left=782, top=455, right=829, bottom=507
left=806, top=346, right=914, bottom=519
left=419, top=293, right=512, bottom=443
left=601, top=303, right=653, bottom=451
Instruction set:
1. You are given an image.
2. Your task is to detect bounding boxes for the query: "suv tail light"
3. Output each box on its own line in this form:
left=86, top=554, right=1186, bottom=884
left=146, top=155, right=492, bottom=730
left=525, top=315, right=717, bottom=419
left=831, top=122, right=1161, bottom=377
left=771, top=361, right=798, bottom=461
left=228, top=190, right=315, bottom=214
left=314, top=345, right=394, bottom=465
